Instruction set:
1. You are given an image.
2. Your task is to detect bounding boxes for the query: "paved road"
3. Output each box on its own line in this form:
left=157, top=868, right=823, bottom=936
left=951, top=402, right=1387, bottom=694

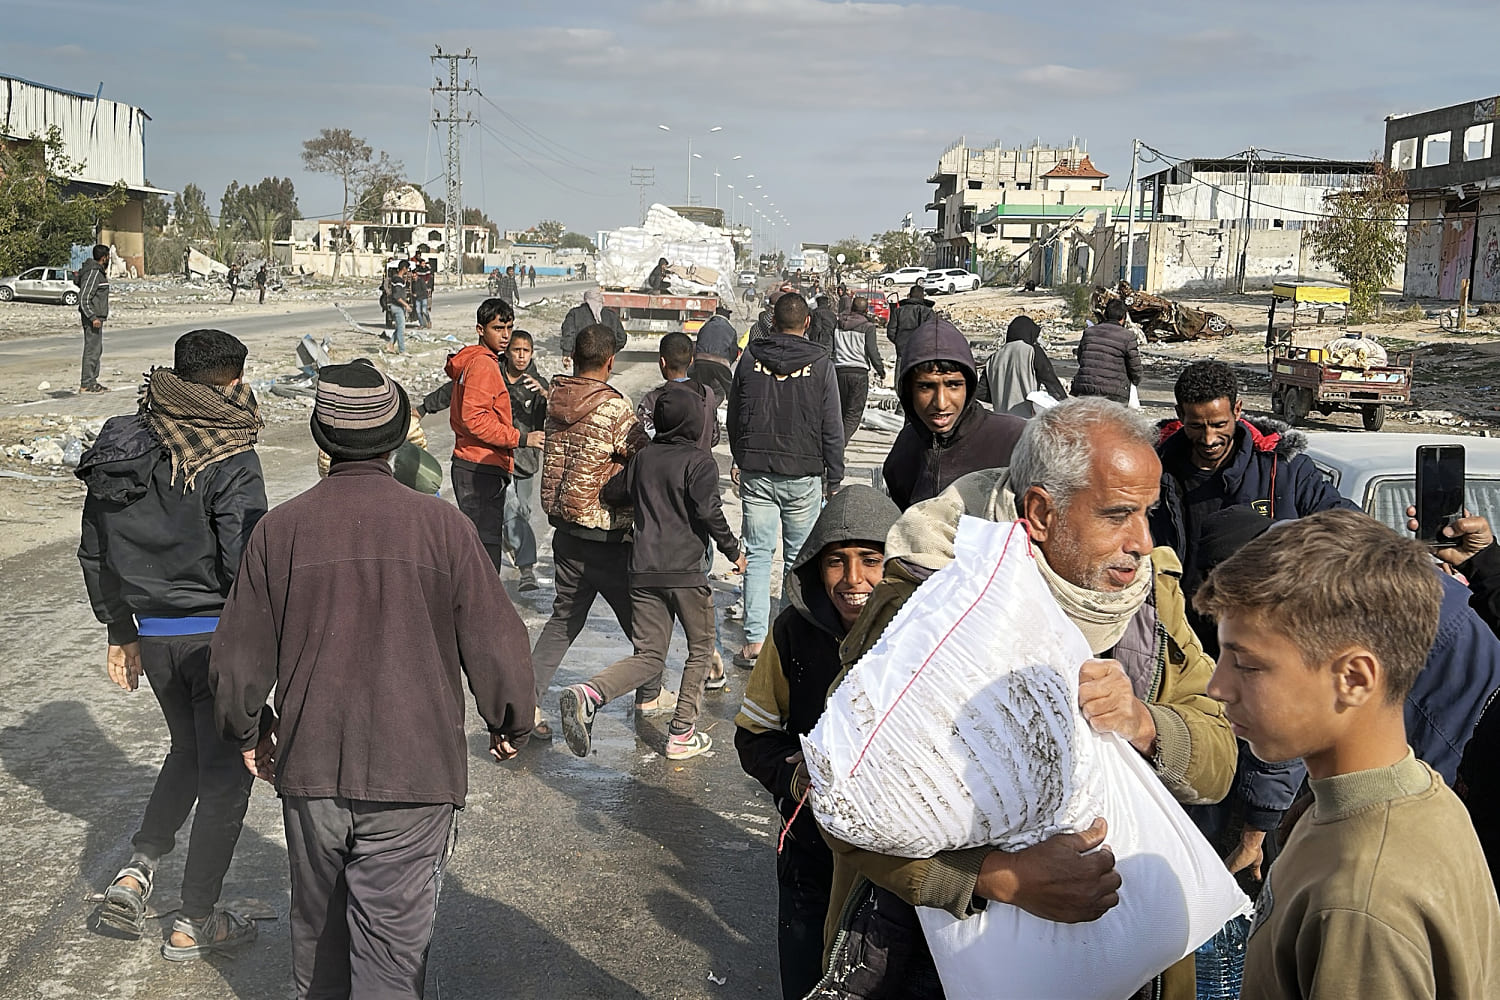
left=0, top=290, right=856, bottom=999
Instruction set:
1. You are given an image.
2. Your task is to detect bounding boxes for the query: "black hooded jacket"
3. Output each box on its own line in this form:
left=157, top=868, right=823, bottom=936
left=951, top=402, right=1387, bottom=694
left=735, top=486, right=901, bottom=862
left=615, top=384, right=740, bottom=588
left=885, top=294, right=935, bottom=357
left=881, top=318, right=1026, bottom=510
left=727, top=332, right=845, bottom=488
left=76, top=414, right=267, bottom=644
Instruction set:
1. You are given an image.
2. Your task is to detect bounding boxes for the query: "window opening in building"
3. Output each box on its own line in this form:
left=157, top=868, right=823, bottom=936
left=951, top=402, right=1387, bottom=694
left=1465, top=123, right=1493, bottom=161
left=1423, top=132, right=1452, bottom=168
left=1391, top=138, right=1418, bottom=171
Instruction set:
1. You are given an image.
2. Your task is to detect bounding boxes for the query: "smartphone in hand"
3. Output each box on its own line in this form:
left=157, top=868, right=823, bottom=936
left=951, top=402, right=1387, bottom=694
left=1416, top=444, right=1465, bottom=544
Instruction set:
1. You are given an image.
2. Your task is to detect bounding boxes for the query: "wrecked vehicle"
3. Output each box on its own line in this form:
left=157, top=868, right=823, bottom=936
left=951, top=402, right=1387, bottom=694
left=1091, top=280, right=1236, bottom=342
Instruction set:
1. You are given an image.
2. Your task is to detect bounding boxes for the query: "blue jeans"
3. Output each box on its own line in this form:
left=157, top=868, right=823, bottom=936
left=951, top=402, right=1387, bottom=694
left=387, top=306, right=406, bottom=353
left=739, top=472, right=822, bottom=645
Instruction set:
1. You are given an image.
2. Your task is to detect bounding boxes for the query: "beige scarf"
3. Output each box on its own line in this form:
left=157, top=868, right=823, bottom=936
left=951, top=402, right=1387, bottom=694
left=1033, top=547, right=1152, bottom=655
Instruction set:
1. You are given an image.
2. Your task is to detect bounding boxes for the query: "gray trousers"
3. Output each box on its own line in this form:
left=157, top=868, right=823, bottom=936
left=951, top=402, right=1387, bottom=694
left=283, top=796, right=455, bottom=1000
left=590, top=585, right=716, bottom=735
left=80, top=315, right=103, bottom=388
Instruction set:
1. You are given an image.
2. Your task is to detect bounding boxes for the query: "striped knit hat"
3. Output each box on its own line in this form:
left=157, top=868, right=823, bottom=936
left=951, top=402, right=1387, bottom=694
left=309, top=359, right=411, bottom=461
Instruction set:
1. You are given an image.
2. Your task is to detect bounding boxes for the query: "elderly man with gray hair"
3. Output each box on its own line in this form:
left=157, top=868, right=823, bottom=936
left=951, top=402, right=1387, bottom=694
left=814, top=397, right=1237, bottom=1000
left=560, top=288, right=628, bottom=369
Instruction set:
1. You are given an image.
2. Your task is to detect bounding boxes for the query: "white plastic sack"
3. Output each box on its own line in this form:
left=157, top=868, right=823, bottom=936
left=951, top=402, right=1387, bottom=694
left=1026, top=389, right=1059, bottom=413
left=1128, top=383, right=1141, bottom=408
left=802, top=516, right=1247, bottom=998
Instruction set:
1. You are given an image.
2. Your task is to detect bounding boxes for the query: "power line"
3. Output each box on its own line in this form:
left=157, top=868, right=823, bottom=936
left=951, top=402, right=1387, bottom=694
left=432, top=46, right=477, bottom=280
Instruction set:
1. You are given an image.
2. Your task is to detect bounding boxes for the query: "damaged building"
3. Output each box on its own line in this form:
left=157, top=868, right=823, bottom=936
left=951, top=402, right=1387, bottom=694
left=1, top=73, right=171, bottom=277
left=1387, top=96, right=1500, bottom=302
left=287, top=184, right=494, bottom=278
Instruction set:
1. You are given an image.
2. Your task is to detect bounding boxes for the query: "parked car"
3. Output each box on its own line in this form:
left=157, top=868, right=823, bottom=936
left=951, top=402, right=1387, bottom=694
left=879, top=266, right=929, bottom=289
left=738, top=271, right=757, bottom=287
left=864, top=290, right=892, bottom=323
left=1300, top=431, right=1500, bottom=533
left=922, top=268, right=981, bottom=294
left=0, top=267, right=81, bottom=305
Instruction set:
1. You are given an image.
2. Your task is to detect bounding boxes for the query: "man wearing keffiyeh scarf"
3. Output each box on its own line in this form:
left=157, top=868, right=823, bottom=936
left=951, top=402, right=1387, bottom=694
left=140, top=368, right=263, bottom=491
left=76, top=329, right=269, bottom=961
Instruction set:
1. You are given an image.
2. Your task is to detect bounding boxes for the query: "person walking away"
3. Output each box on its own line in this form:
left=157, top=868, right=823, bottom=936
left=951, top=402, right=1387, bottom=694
left=885, top=282, right=933, bottom=364
left=560, top=288, right=627, bottom=368
left=446, top=298, right=541, bottom=575
left=386, top=261, right=412, bottom=355
left=77, top=243, right=111, bottom=393
left=689, top=305, right=741, bottom=404
left=976, top=315, right=1068, bottom=416
left=532, top=325, right=657, bottom=736
left=254, top=263, right=268, bottom=305
left=735, top=486, right=900, bottom=1000
left=831, top=296, right=886, bottom=443
left=560, top=384, right=747, bottom=761
left=500, top=329, right=548, bottom=591
left=497, top=265, right=520, bottom=308
left=211, top=359, right=535, bottom=1000
left=808, top=295, right=838, bottom=357
left=78, top=329, right=266, bottom=959
left=1070, top=297, right=1140, bottom=403
left=881, top=316, right=1026, bottom=510
left=528, top=264, right=537, bottom=288
left=1196, top=511, right=1500, bottom=999
left=727, top=292, right=844, bottom=668
left=227, top=262, right=241, bottom=304
left=411, top=260, right=432, bottom=329
left=638, top=332, right=719, bottom=447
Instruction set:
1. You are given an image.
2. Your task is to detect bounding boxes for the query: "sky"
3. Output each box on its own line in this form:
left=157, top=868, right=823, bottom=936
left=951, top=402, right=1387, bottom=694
left=5, top=0, right=1500, bottom=252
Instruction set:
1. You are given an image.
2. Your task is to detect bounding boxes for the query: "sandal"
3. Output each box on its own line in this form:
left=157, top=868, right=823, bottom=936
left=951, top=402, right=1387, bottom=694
left=94, top=862, right=153, bottom=940
left=161, top=908, right=258, bottom=962
left=533, top=706, right=553, bottom=740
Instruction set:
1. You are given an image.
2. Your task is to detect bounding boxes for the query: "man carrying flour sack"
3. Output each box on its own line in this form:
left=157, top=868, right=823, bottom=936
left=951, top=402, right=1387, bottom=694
left=812, top=397, right=1236, bottom=1000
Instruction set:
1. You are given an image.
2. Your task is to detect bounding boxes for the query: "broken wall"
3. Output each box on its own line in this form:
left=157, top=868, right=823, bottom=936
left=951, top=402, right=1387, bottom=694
left=1403, top=196, right=1446, bottom=298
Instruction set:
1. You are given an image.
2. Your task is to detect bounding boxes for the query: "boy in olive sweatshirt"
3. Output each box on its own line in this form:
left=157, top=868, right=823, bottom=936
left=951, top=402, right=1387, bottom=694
left=1197, top=509, right=1500, bottom=1000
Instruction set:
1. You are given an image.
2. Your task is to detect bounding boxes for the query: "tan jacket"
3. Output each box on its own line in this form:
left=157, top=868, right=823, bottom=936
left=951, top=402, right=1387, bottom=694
left=1243, top=753, right=1500, bottom=1000
left=538, top=374, right=648, bottom=537
left=821, top=468, right=1237, bottom=1000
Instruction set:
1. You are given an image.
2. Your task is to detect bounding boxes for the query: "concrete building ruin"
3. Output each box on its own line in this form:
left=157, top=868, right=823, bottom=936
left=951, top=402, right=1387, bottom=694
left=286, top=184, right=494, bottom=278
left=0, top=74, right=171, bottom=277
left=1386, top=96, right=1500, bottom=302
left=926, top=137, right=1128, bottom=268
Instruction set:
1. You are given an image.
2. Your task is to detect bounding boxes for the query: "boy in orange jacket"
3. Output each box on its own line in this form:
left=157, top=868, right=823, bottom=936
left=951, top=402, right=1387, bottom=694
left=446, top=298, right=544, bottom=572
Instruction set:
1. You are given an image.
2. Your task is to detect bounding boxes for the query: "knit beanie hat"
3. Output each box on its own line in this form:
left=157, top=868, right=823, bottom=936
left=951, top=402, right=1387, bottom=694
left=310, top=359, right=411, bottom=461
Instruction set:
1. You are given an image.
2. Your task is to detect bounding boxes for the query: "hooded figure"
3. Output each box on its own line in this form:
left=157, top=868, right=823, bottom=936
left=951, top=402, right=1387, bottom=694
left=735, top=485, right=901, bottom=1000
left=885, top=285, right=934, bottom=361
left=560, top=290, right=628, bottom=355
left=881, top=317, right=1026, bottom=510
left=976, top=315, right=1068, bottom=417
left=689, top=311, right=741, bottom=404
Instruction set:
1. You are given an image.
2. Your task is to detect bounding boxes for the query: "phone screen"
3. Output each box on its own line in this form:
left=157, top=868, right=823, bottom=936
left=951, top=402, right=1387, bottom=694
left=1416, top=445, right=1465, bottom=542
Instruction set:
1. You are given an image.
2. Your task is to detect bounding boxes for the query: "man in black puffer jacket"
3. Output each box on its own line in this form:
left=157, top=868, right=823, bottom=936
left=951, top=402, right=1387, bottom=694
left=1070, top=297, right=1140, bottom=403
left=885, top=283, right=934, bottom=363
left=881, top=316, right=1026, bottom=510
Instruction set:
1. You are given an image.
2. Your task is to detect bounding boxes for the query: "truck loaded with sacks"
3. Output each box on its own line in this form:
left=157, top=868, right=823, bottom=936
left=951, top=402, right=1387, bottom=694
left=595, top=203, right=736, bottom=335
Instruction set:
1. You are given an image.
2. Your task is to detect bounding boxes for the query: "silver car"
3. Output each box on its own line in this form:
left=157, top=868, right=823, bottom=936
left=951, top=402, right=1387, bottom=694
left=1301, top=431, right=1500, bottom=533
left=0, top=267, right=81, bottom=305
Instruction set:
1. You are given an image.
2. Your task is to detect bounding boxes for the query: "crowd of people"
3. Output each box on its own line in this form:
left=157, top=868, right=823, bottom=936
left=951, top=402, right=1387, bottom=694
left=72, top=281, right=1500, bottom=999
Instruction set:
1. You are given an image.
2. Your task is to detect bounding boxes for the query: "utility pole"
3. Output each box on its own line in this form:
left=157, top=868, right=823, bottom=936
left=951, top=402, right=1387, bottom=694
left=1124, top=138, right=1139, bottom=288
left=1238, top=148, right=1254, bottom=294
left=630, top=166, right=656, bottom=224
left=431, top=47, right=476, bottom=285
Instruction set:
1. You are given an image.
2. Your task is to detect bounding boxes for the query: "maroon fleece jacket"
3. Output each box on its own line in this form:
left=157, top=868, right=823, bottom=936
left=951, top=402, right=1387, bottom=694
left=210, top=460, right=535, bottom=807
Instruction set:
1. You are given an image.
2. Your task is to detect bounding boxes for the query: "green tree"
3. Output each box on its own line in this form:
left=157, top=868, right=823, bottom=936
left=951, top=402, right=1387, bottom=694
left=1305, top=161, right=1407, bottom=321
left=142, top=180, right=168, bottom=230
left=876, top=229, right=923, bottom=270
left=301, top=128, right=402, bottom=277
left=171, top=183, right=214, bottom=240
left=829, top=236, right=868, bottom=267
left=522, top=219, right=565, bottom=245
left=221, top=177, right=298, bottom=240
left=0, top=125, right=125, bottom=276
left=558, top=231, right=597, bottom=253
